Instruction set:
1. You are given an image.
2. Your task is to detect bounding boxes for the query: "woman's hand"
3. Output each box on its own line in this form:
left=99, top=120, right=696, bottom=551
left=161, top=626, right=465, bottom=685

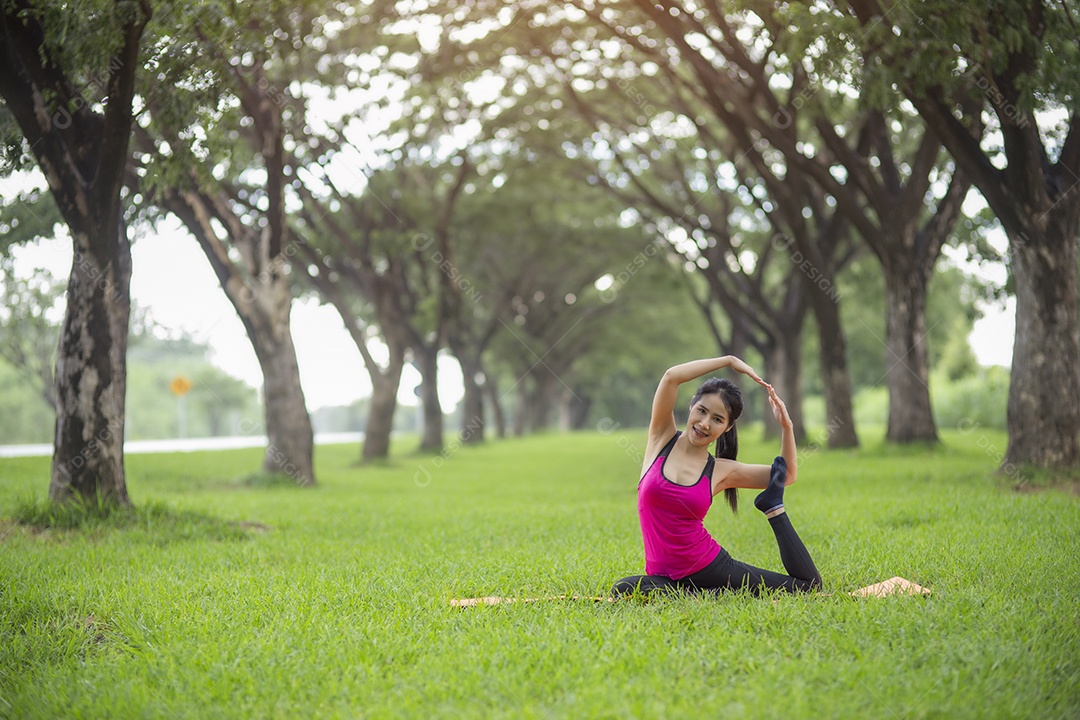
left=767, top=385, right=794, bottom=430
left=727, top=356, right=768, bottom=388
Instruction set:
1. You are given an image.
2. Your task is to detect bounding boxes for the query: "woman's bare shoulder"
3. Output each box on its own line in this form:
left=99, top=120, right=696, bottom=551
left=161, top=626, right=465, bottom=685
left=710, top=457, right=738, bottom=486
left=640, top=429, right=678, bottom=475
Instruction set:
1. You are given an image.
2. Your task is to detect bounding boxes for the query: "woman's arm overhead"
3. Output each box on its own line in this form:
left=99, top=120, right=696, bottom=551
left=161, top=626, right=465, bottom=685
left=647, top=356, right=767, bottom=443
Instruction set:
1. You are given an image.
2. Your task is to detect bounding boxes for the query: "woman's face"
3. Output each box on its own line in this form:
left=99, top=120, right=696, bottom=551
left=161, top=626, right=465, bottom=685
left=686, top=392, right=732, bottom=448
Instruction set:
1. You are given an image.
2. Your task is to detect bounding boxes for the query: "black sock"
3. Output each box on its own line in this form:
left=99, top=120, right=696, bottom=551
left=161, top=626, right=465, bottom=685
left=754, top=456, right=787, bottom=514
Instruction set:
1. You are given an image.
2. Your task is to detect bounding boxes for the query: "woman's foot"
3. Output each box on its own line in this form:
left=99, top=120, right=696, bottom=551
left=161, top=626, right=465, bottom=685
left=754, top=456, right=787, bottom=516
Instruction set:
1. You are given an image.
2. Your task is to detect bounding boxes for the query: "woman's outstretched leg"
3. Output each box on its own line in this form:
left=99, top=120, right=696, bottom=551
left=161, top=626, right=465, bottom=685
left=682, top=549, right=813, bottom=595
left=753, top=456, right=822, bottom=589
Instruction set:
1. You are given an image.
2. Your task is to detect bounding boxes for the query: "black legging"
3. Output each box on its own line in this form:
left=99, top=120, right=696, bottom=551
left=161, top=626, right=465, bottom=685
left=612, top=512, right=822, bottom=597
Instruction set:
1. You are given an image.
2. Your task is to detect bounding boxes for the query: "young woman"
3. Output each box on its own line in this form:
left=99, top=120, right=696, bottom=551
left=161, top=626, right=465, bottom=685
left=611, top=355, right=822, bottom=597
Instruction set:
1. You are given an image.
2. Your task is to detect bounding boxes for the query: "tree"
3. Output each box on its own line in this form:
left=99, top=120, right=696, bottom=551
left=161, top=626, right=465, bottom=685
left=289, top=183, right=414, bottom=461
left=129, top=3, right=364, bottom=485
left=568, top=1, right=858, bottom=445
left=0, top=0, right=151, bottom=505
left=471, top=153, right=655, bottom=434
left=842, top=0, right=1080, bottom=469
left=291, top=153, right=469, bottom=456
left=829, top=254, right=985, bottom=395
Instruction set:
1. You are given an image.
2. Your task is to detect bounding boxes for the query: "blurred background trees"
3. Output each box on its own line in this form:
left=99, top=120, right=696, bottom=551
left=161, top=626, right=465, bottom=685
left=2, top=0, right=1076, bottom=506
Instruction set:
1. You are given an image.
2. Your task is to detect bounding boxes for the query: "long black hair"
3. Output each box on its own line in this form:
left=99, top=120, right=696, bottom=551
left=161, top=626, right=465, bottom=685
left=691, top=377, right=743, bottom=514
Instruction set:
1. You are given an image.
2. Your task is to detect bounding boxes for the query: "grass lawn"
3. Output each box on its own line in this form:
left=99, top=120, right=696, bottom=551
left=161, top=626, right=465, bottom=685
left=1, top=426, right=1078, bottom=719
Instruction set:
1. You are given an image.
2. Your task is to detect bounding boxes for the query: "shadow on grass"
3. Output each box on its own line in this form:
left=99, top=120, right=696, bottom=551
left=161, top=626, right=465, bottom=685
left=11, top=495, right=265, bottom=543
left=1010, top=466, right=1080, bottom=495
left=232, top=471, right=310, bottom=489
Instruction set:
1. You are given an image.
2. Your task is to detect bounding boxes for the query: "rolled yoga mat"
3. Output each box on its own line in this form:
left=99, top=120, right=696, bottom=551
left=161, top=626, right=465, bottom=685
left=450, top=576, right=930, bottom=607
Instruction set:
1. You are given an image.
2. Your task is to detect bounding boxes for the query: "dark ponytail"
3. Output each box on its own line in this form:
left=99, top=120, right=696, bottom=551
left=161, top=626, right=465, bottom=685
left=714, top=425, right=740, bottom=514
left=691, top=377, right=744, bottom=514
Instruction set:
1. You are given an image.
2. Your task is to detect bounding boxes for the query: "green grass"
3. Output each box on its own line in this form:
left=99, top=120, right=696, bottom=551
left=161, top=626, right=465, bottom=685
left=1, top=427, right=1078, bottom=719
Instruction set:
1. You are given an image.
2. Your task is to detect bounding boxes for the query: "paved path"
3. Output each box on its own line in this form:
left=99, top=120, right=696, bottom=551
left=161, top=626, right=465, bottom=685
left=0, top=432, right=365, bottom=458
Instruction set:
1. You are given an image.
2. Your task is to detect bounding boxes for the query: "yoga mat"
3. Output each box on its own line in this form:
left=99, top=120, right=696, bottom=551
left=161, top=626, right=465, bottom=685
left=450, top=576, right=930, bottom=607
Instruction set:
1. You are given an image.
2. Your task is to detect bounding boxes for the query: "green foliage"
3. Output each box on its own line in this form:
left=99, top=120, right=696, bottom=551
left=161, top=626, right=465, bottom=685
left=0, top=327, right=259, bottom=444
left=0, top=190, right=63, bottom=251
left=862, top=0, right=1078, bottom=116
left=0, top=358, right=54, bottom=443
left=831, top=370, right=1008, bottom=435
left=0, top=258, right=63, bottom=409
left=575, top=259, right=715, bottom=429
left=937, top=317, right=980, bottom=382
left=124, top=335, right=261, bottom=441
left=0, top=103, right=29, bottom=174
left=931, top=367, right=1010, bottom=432
left=851, top=385, right=888, bottom=428
left=1, top=432, right=1077, bottom=717
left=0, top=0, right=144, bottom=174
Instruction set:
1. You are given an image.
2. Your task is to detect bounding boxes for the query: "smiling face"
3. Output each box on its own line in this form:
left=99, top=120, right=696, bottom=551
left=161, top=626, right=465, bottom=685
left=686, top=392, right=732, bottom=448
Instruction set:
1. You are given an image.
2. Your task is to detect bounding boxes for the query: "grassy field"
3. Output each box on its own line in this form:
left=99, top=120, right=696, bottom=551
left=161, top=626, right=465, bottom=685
left=1, top=426, right=1078, bottom=719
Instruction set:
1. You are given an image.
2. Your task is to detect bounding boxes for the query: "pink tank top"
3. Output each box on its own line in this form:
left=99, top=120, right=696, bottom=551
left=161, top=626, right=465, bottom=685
left=638, top=432, right=722, bottom=579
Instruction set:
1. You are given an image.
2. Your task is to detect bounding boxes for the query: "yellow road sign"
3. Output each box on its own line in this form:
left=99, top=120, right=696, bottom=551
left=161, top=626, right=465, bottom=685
left=170, top=376, right=192, bottom=396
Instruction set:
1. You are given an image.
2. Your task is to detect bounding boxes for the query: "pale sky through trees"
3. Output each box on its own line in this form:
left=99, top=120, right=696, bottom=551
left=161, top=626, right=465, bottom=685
left=7, top=224, right=464, bottom=412
left=7, top=216, right=1013, bottom=413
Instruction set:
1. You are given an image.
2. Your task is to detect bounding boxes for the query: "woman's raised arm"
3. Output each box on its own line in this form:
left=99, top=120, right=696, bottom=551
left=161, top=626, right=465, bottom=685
left=647, top=356, right=767, bottom=442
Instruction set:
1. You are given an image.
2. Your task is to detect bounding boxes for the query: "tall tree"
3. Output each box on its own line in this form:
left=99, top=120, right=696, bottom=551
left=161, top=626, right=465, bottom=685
left=129, top=4, right=374, bottom=484
left=289, top=175, right=415, bottom=461
left=554, top=72, right=860, bottom=442
left=282, top=19, right=483, bottom=456
left=291, top=154, right=471, bottom=455
left=150, top=173, right=316, bottom=485
left=841, top=0, right=1080, bottom=469
left=0, top=0, right=151, bottom=505
left=288, top=232, right=409, bottom=461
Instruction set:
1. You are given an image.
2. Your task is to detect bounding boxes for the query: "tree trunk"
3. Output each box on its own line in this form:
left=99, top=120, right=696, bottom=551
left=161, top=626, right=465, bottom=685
left=883, top=270, right=938, bottom=443
left=558, top=388, right=592, bottom=431
left=415, top=346, right=444, bottom=452
left=528, top=368, right=557, bottom=432
left=288, top=238, right=409, bottom=463
left=1, top=0, right=150, bottom=506
left=513, top=382, right=528, bottom=436
left=760, top=333, right=806, bottom=445
left=250, top=311, right=315, bottom=485
left=171, top=193, right=317, bottom=485
left=485, top=375, right=507, bottom=439
left=50, top=223, right=132, bottom=505
left=455, top=353, right=486, bottom=444
left=809, top=285, right=860, bottom=448
left=1005, top=232, right=1080, bottom=468
left=364, top=362, right=403, bottom=461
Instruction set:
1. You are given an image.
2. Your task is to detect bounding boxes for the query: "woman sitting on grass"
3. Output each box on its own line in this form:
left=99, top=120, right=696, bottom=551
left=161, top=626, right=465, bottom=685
left=611, top=355, right=822, bottom=598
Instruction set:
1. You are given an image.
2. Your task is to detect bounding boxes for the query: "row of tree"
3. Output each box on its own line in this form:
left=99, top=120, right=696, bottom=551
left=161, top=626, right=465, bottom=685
left=1, top=0, right=1076, bottom=508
